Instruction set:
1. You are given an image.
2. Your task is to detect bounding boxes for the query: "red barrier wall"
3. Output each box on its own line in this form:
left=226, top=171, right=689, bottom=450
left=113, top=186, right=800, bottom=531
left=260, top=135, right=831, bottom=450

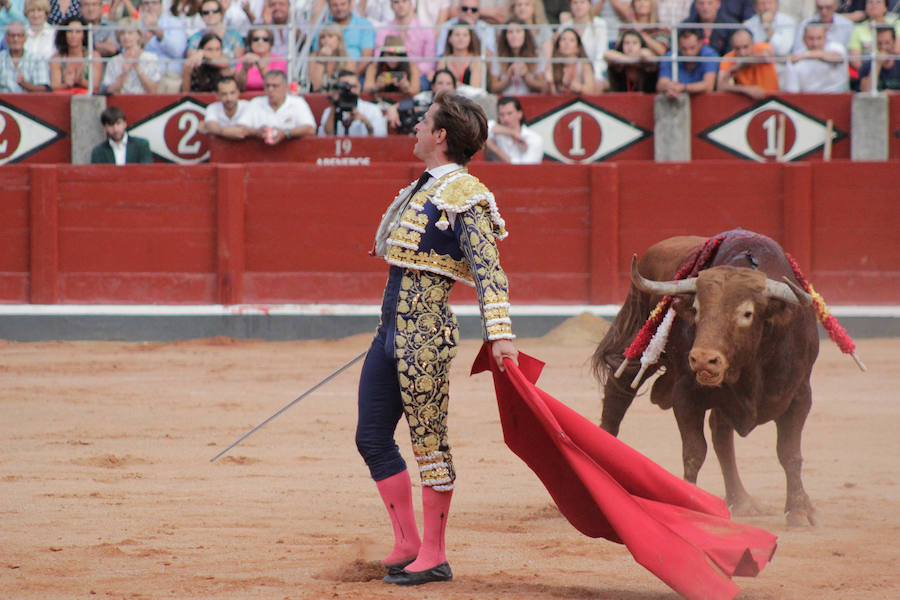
left=2, top=161, right=897, bottom=306
left=3, top=92, right=894, bottom=165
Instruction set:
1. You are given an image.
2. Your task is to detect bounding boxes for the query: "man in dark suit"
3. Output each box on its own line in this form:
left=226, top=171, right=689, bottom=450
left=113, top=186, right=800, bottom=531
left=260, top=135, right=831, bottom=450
left=90, top=106, right=154, bottom=164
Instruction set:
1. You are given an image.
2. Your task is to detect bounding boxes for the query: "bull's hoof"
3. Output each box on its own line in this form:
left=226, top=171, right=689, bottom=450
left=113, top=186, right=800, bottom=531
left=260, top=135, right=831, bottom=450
left=728, top=495, right=766, bottom=517
left=785, top=507, right=817, bottom=527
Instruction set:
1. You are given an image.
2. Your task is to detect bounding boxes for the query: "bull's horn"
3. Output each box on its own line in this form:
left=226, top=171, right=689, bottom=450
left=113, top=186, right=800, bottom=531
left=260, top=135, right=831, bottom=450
left=630, top=255, right=698, bottom=297
left=764, top=277, right=813, bottom=306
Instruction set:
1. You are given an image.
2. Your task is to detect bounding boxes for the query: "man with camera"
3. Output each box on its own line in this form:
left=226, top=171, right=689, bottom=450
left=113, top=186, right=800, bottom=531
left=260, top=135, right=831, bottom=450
left=318, top=70, right=388, bottom=137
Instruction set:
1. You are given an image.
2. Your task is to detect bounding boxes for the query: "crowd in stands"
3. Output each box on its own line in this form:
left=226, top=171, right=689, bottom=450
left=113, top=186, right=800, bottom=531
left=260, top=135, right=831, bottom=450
left=3, top=0, right=900, bottom=143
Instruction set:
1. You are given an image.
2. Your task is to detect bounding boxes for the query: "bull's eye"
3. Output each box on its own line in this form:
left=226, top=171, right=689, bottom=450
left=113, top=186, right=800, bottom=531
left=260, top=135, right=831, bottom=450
left=736, top=301, right=755, bottom=327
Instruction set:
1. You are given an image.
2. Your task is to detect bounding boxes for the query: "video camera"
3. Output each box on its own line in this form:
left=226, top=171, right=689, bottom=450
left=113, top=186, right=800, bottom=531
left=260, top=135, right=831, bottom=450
left=394, top=98, right=426, bottom=136
left=331, top=80, right=359, bottom=126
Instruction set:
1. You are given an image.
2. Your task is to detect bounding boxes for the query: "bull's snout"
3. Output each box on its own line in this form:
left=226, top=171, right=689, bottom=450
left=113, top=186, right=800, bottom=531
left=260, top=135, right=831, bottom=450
left=689, top=347, right=728, bottom=386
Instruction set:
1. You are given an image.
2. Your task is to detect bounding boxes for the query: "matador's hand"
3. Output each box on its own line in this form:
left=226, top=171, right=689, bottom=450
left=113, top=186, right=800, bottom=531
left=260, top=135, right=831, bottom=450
left=491, top=339, right=518, bottom=372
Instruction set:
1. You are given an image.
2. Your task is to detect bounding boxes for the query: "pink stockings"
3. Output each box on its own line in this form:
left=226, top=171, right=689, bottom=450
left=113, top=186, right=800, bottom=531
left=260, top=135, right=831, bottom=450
left=375, top=471, right=453, bottom=571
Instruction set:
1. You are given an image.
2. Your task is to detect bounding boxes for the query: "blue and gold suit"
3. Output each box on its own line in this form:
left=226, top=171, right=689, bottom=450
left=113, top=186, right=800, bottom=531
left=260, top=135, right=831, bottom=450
left=356, top=166, right=513, bottom=491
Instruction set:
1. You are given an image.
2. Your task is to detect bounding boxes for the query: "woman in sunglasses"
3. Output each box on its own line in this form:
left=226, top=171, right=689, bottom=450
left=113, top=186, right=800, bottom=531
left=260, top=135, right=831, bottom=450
left=186, top=0, right=245, bottom=60
left=236, top=26, right=286, bottom=91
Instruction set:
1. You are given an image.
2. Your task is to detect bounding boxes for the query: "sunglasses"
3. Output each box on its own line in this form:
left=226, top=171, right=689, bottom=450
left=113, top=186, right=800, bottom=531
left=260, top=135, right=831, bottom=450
left=251, top=35, right=272, bottom=42
left=201, top=8, right=221, bottom=14
left=460, top=5, right=479, bottom=12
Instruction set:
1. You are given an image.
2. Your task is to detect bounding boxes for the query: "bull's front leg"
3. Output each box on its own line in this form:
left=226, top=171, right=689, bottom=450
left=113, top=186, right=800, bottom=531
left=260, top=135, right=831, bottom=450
left=776, top=383, right=816, bottom=526
left=673, top=395, right=707, bottom=483
left=710, top=409, right=763, bottom=516
left=600, top=375, right=639, bottom=437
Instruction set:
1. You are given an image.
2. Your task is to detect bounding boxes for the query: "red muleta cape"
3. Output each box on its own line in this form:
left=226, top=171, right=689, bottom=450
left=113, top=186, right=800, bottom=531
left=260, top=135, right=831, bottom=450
left=471, top=345, right=777, bottom=600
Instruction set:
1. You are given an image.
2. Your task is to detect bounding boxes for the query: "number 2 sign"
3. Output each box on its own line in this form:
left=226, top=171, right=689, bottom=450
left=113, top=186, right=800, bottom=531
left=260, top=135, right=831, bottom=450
left=128, top=98, right=210, bottom=164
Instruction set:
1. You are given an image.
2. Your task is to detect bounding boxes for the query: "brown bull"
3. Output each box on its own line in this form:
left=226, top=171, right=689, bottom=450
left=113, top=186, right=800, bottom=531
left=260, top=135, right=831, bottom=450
left=593, top=231, right=820, bottom=526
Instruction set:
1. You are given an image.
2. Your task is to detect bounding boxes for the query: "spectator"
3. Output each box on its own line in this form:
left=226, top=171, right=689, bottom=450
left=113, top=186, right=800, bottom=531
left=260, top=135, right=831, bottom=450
left=357, top=0, right=393, bottom=27
left=48, top=0, right=80, bottom=25
left=489, top=18, right=547, bottom=93
left=107, top=0, right=140, bottom=21
left=688, top=0, right=755, bottom=22
left=364, top=35, right=421, bottom=96
left=509, top=0, right=554, bottom=59
left=743, top=0, right=796, bottom=84
left=375, top=0, right=437, bottom=81
left=24, top=0, right=54, bottom=60
left=417, top=0, right=452, bottom=30
left=201, top=75, right=252, bottom=138
left=318, top=0, right=376, bottom=75
left=80, top=0, right=120, bottom=57
left=686, top=0, right=739, bottom=56
left=436, top=0, right=497, bottom=58
left=220, top=0, right=252, bottom=36
left=543, top=0, right=569, bottom=22
left=239, top=69, right=316, bottom=144
left=236, top=26, right=285, bottom=91
left=260, top=0, right=294, bottom=57
left=656, top=27, right=717, bottom=96
left=835, top=0, right=866, bottom=22
left=847, top=0, right=900, bottom=70
left=476, top=0, right=510, bottom=23
left=604, top=28, right=659, bottom=91
left=169, top=0, right=204, bottom=38
left=436, top=21, right=484, bottom=86
left=186, top=0, right=244, bottom=59
left=717, top=27, right=777, bottom=97
left=486, top=96, right=543, bottom=163
left=90, top=106, right=153, bottom=164
left=658, top=0, right=691, bottom=24
left=139, top=0, right=188, bottom=92
left=181, top=30, right=236, bottom=90
left=319, top=68, right=388, bottom=136
left=0, top=19, right=50, bottom=91
left=49, top=16, right=102, bottom=93
left=307, top=23, right=355, bottom=91
left=793, top=0, right=854, bottom=52
left=622, top=0, right=670, bottom=55
left=590, top=0, right=629, bottom=45
left=101, top=17, right=162, bottom=93
left=784, top=21, right=849, bottom=90
left=859, top=24, right=900, bottom=90
left=385, top=67, right=457, bottom=133
left=1, top=0, right=27, bottom=29
left=545, top=26, right=596, bottom=91
left=559, top=0, right=608, bottom=80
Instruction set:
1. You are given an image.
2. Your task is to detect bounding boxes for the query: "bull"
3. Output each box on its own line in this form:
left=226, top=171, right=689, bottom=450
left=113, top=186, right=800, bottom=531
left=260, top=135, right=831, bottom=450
left=592, top=230, right=819, bottom=526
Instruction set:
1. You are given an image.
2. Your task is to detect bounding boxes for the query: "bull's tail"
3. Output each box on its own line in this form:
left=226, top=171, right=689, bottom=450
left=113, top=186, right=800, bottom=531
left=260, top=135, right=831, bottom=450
left=591, top=283, right=652, bottom=386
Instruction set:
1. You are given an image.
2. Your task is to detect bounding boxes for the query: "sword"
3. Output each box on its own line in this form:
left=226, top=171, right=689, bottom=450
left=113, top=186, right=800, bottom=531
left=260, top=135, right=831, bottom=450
left=210, top=349, right=368, bottom=462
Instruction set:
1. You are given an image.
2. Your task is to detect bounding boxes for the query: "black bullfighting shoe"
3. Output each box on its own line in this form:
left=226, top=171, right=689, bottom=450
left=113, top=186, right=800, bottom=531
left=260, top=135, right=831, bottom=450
left=383, top=557, right=415, bottom=577
left=382, top=561, right=453, bottom=585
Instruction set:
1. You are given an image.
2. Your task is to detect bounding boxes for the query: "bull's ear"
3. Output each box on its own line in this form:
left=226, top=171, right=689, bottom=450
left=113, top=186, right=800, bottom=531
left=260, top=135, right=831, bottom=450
left=764, top=298, right=797, bottom=327
left=671, top=296, right=696, bottom=323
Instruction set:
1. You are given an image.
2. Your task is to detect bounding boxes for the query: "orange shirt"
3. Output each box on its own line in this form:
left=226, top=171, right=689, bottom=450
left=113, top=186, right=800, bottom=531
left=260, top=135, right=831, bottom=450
left=719, top=42, right=779, bottom=92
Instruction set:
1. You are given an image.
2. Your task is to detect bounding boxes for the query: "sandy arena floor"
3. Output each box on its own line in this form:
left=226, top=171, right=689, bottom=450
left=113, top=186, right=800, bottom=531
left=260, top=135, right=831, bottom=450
left=2, top=315, right=898, bottom=599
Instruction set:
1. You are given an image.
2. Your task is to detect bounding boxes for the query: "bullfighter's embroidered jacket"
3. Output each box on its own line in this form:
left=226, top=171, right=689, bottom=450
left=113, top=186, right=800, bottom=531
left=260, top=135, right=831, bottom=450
left=382, top=168, right=514, bottom=342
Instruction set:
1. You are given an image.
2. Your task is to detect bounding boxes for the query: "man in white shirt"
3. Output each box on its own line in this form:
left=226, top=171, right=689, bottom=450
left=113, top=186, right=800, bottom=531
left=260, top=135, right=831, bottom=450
left=485, top=96, right=543, bottom=164
left=239, top=70, right=317, bottom=144
left=318, top=69, right=388, bottom=136
left=202, top=76, right=253, bottom=139
left=792, top=0, right=854, bottom=52
left=743, top=0, right=796, bottom=84
left=784, top=22, right=849, bottom=92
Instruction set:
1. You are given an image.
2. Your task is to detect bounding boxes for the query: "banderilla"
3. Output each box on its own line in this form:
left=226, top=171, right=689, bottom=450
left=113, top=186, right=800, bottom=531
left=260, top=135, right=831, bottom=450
left=210, top=349, right=367, bottom=462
